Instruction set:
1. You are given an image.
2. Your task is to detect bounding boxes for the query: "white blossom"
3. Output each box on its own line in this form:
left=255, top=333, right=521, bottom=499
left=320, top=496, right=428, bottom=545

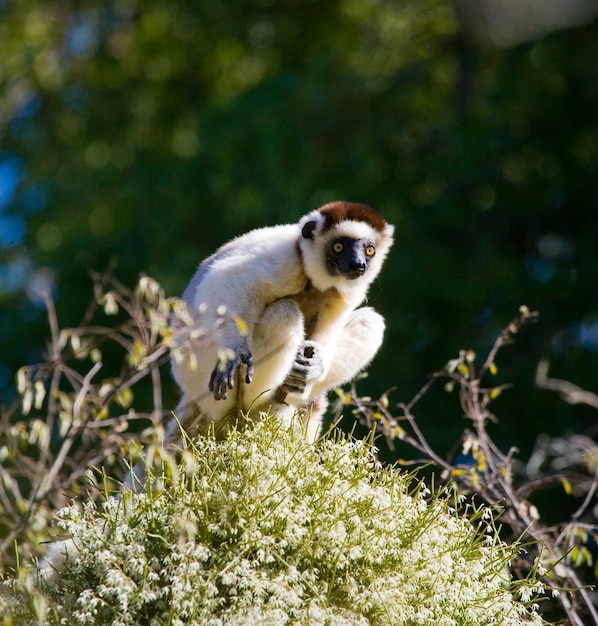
left=16, top=417, right=544, bottom=625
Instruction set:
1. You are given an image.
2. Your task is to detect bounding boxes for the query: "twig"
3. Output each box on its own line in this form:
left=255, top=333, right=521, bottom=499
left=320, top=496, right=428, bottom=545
left=536, top=359, right=598, bottom=410
left=342, top=308, right=597, bottom=625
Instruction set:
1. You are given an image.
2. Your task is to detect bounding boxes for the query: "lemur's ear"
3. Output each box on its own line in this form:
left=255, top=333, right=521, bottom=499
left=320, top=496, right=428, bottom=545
left=301, top=220, right=319, bottom=240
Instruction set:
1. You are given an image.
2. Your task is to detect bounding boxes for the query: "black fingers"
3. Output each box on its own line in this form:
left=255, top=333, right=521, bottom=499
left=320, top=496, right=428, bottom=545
left=209, top=348, right=254, bottom=400
left=303, top=344, right=315, bottom=359
left=242, top=351, right=254, bottom=384
left=209, top=364, right=233, bottom=400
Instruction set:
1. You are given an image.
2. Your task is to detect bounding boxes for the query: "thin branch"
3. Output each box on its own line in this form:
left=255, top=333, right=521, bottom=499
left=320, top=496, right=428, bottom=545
left=33, top=361, right=103, bottom=506
left=536, top=359, right=598, bottom=410
left=343, top=308, right=597, bottom=625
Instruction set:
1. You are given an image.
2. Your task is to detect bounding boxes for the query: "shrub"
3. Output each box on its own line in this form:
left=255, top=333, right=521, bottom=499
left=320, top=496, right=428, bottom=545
left=5, top=416, right=544, bottom=625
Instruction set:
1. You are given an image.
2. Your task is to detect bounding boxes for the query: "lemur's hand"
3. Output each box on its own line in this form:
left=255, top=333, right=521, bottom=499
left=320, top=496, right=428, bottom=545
left=209, top=342, right=254, bottom=400
left=281, top=341, right=324, bottom=394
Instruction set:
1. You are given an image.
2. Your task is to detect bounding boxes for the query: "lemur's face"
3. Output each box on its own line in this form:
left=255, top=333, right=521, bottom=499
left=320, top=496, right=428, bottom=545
left=298, top=202, right=394, bottom=292
left=325, top=236, right=377, bottom=280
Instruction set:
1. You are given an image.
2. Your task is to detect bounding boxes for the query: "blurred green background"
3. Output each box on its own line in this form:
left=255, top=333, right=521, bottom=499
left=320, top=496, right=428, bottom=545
left=1, top=0, right=597, bottom=461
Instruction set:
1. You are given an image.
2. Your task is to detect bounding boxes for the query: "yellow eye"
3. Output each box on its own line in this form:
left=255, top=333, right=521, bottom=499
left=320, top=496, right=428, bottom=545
left=332, top=242, right=344, bottom=253
left=365, top=245, right=376, bottom=257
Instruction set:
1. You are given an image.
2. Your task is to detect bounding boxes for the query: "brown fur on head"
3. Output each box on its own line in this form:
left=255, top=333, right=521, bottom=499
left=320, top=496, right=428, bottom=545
left=317, top=201, right=389, bottom=234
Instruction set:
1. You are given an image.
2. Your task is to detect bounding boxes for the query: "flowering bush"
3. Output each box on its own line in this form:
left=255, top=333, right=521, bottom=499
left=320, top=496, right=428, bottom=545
left=4, top=416, right=544, bottom=625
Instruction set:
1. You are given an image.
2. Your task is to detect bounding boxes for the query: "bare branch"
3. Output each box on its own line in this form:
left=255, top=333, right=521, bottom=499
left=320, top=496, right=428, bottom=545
left=340, top=308, right=597, bottom=625
left=536, top=358, right=598, bottom=410
left=0, top=272, right=180, bottom=571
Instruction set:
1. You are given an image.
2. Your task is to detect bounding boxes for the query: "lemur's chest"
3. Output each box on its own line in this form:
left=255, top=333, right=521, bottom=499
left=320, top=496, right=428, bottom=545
left=290, top=284, right=347, bottom=339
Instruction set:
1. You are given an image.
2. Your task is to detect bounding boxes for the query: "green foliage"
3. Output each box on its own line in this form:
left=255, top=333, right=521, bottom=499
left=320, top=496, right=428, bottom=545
left=1, top=2, right=598, bottom=458
left=4, top=417, right=544, bottom=625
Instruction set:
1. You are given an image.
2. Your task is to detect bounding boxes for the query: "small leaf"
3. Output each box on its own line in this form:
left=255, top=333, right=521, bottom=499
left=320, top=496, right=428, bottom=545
left=22, top=388, right=33, bottom=415
left=393, top=426, right=406, bottom=439
left=116, top=387, right=134, bottom=409
left=570, top=545, right=591, bottom=568
left=161, top=328, right=173, bottom=346
left=561, top=476, right=572, bottom=495
left=476, top=454, right=487, bottom=472
left=34, top=381, right=46, bottom=410
left=127, top=340, right=148, bottom=367
left=232, top=314, right=248, bottom=337
left=451, top=468, right=470, bottom=477
left=16, top=367, right=28, bottom=394
left=96, top=406, right=110, bottom=420
left=103, top=292, right=119, bottom=315
left=70, top=333, right=81, bottom=354
left=188, top=351, right=198, bottom=371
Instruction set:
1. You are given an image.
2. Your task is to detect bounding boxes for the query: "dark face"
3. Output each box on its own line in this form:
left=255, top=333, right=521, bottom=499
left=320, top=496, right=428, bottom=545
left=326, top=237, right=376, bottom=279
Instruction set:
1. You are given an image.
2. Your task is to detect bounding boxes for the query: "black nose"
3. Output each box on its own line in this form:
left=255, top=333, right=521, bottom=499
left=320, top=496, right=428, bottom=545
left=346, top=262, right=366, bottom=279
